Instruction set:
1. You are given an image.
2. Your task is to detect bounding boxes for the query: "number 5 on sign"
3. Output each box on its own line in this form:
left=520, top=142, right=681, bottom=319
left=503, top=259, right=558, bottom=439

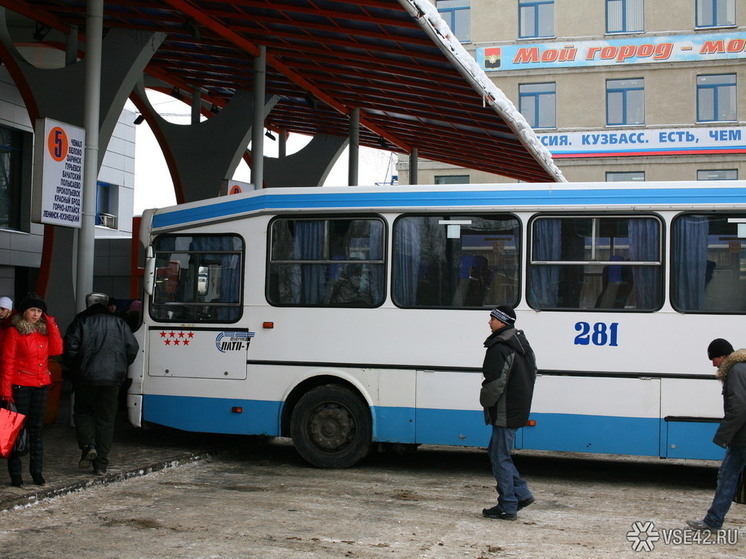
left=47, top=126, right=68, bottom=161
left=574, top=321, right=619, bottom=346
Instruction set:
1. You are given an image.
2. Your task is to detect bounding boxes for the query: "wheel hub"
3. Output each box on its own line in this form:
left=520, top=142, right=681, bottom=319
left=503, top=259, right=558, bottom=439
left=308, top=404, right=354, bottom=450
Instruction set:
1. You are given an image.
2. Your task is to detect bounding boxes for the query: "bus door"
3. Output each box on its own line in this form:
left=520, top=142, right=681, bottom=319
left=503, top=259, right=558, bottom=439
left=142, top=233, right=249, bottom=430
left=146, top=232, right=246, bottom=382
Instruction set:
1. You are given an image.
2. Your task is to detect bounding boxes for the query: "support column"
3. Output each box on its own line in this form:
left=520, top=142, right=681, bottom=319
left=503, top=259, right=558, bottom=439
left=264, top=134, right=347, bottom=187
left=130, top=83, right=277, bottom=202
left=76, top=0, right=103, bottom=313
left=191, top=87, right=201, bottom=125
left=409, top=148, right=419, bottom=185
left=65, top=25, right=77, bottom=66
left=251, top=46, right=266, bottom=189
left=278, top=128, right=287, bottom=158
left=348, top=108, right=359, bottom=186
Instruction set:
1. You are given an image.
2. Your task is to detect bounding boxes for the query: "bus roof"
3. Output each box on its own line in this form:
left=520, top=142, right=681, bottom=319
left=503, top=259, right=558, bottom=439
left=148, top=181, right=746, bottom=231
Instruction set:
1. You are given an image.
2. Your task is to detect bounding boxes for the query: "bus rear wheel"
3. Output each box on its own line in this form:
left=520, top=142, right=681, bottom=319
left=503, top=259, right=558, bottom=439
left=290, top=385, right=371, bottom=468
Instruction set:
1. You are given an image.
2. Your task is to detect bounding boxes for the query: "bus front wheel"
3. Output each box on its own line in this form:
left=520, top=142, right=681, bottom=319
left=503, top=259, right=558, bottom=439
left=290, top=385, right=371, bottom=468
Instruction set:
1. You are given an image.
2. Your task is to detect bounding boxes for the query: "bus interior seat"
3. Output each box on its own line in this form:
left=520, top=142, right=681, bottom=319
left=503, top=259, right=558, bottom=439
left=451, top=254, right=489, bottom=306
left=595, top=260, right=634, bottom=309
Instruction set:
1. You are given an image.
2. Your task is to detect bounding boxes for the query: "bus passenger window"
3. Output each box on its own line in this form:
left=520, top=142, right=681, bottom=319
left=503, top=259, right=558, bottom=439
left=267, top=217, right=385, bottom=307
left=392, top=214, right=520, bottom=309
left=672, top=214, right=746, bottom=313
left=528, top=216, right=662, bottom=311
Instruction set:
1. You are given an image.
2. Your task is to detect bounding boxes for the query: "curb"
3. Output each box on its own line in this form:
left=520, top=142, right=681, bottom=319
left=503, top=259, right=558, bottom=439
left=0, top=450, right=215, bottom=512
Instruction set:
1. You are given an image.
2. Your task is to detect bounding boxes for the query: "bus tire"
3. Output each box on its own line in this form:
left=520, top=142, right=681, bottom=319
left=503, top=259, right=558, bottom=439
left=290, top=385, right=371, bottom=468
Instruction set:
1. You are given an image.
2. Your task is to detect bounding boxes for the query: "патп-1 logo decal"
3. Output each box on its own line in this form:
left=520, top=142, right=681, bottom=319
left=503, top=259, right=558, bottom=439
left=215, top=331, right=255, bottom=353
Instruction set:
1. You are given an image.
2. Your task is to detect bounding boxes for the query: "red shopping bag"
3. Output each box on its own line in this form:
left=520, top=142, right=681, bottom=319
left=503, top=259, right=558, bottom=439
left=0, top=405, right=26, bottom=458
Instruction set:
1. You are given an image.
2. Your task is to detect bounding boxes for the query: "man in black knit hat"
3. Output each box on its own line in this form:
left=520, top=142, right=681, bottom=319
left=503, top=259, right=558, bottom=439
left=480, top=305, right=538, bottom=520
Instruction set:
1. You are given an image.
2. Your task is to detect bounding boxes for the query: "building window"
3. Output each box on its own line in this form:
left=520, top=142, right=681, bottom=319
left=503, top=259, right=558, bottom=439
left=392, top=214, right=520, bottom=309
left=0, top=126, right=22, bottom=230
left=606, top=171, right=645, bottom=182
left=437, top=1, right=471, bottom=42
left=606, top=78, right=644, bottom=125
left=528, top=215, right=662, bottom=311
left=672, top=214, right=746, bottom=313
left=606, top=0, right=644, bottom=33
left=520, top=83, right=556, bottom=128
left=519, top=0, right=554, bottom=39
left=96, top=181, right=118, bottom=228
left=696, top=0, right=735, bottom=28
left=434, top=175, right=470, bottom=184
left=697, top=169, right=738, bottom=180
left=697, top=74, right=736, bottom=122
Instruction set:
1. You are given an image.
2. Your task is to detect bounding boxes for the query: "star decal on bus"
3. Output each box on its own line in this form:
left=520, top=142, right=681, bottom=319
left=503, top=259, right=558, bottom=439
left=161, top=331, right=194, bottom=346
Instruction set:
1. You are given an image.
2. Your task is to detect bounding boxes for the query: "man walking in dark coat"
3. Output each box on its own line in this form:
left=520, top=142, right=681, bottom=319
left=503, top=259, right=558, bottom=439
left=687, top=338, right=746, bottom=530
left=64, top=293, right=139, bottom=474
left=480, top=305, right=538, bottom=520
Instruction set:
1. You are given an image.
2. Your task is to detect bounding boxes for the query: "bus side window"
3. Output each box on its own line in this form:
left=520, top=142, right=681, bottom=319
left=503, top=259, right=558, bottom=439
left=392, top=214, right=520, bottom=309
left=528, top=215, right=661, bottom=311
left=267, top=217, right=385, bottom=307
left=673, top=213, right=746, bottom=313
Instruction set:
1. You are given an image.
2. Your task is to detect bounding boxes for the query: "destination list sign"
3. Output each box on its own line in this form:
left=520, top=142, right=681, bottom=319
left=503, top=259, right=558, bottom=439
left=32, top=118, right=84, bottom=228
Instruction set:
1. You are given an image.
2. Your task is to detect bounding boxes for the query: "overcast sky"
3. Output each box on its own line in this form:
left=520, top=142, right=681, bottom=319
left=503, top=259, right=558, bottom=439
left=129, top=94, right=396, bottom=215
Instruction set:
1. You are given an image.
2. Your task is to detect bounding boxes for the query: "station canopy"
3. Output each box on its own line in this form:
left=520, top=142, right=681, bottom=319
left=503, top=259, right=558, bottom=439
left=2, top=0, right=563, bottom=182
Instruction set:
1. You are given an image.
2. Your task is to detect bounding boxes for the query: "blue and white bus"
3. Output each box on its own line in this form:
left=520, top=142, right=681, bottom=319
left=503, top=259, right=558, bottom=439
left=127, top=181, right=745, bottom=467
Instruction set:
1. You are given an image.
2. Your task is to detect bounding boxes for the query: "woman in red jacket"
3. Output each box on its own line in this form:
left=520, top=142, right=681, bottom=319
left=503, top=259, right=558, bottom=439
left=1, top=294, right=63, bottom=487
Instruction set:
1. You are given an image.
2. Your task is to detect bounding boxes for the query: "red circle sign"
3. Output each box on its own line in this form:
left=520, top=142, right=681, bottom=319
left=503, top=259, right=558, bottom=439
left=47, top=127, right=69, bottom=162
left=229, top=184, right=243, bottom=195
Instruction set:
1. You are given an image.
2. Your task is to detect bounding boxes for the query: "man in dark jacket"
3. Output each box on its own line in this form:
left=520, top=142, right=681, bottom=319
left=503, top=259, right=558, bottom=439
left=480, top=305, right=537, bottom=520
left=64, top=293, right=139, bottom=475
left=688, top=338, right=746, bottom=530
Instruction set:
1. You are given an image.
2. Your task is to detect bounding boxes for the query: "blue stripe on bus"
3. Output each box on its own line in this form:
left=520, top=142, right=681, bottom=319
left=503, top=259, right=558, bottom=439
left=142, top=395, right=724, bottom=460
left=151, top=186, right=746, bottom=229
left=663, top=418, right=725, bottom=461
left=372, top=405, right=417, bottom=443
left=523, top=413, right=724, bottom=460
left=414, top=408, right=490, bottom=447
left=142, top=394, right=282, bottom=436
left=522, top=412, right=661, bottom=456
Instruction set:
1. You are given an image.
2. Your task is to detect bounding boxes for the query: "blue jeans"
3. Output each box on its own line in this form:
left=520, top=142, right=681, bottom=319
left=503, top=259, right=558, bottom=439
left=487, top=426, right=533, bottom=514
left=704, top=445, right=746, bottom=529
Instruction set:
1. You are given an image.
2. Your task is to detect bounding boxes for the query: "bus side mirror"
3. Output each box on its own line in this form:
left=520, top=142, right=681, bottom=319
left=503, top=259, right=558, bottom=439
left=143, top=246, right=156, bottom=296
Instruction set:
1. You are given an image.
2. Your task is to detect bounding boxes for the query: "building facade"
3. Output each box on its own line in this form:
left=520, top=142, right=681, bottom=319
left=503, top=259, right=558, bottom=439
left=0, top=65, right=136, bottom=302
left=400, top=0, right=746, bottom=184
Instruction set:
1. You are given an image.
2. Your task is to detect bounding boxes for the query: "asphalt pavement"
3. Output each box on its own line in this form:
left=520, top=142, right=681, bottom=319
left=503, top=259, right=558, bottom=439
left=0, top=389, right=224, bottom=511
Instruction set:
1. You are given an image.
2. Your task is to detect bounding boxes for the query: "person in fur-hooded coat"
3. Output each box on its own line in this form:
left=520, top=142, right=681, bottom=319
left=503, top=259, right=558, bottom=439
left=687, top=340, right=746, bottom=531
left=713, top=348, right=746, bottom=448
left=0, top=295, right=63, bottom=487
